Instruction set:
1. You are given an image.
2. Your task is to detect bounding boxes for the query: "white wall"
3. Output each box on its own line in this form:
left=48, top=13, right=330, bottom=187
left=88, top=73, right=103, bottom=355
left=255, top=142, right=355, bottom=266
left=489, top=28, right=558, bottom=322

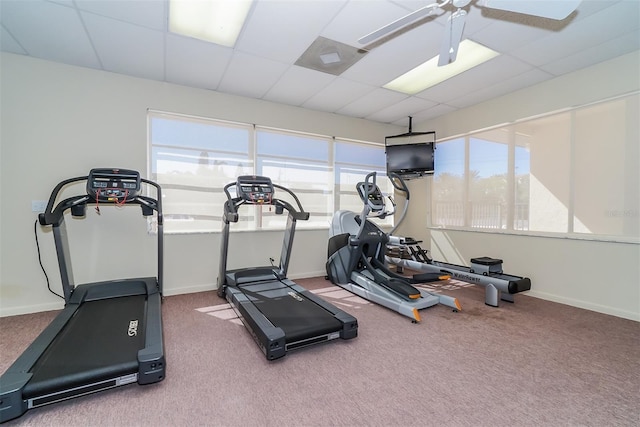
left=2, top=51, right=639, bottom=321
left=0, top=52, right=401, bottom=316
left=402, top=51, right=640, bottom=321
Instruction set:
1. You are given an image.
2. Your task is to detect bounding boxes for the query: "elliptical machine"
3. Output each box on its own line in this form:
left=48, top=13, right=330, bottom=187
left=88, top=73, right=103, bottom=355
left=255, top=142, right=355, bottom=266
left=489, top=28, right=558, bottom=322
left=326, top=172, right=460, bottom=323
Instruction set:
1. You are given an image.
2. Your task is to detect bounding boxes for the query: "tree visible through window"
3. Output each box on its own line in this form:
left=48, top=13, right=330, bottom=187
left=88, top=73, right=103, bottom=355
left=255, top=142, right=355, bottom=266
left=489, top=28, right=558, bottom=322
left=431, top=91, right=639, bottom=243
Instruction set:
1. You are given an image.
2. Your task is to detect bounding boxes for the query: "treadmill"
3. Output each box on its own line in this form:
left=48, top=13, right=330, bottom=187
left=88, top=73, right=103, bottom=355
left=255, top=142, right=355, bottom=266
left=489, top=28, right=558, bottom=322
left=0, top=168, right=165, bottom=423
left=217, top=176, right=358, bottom=360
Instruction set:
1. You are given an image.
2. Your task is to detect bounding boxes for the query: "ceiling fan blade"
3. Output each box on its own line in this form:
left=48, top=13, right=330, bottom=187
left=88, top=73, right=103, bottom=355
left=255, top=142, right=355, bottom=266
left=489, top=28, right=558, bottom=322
left=438, top=9, right=467, bottom=66
left=358, top=3, right=441, bottom=45
left=482, top=0, right=582, bottom=20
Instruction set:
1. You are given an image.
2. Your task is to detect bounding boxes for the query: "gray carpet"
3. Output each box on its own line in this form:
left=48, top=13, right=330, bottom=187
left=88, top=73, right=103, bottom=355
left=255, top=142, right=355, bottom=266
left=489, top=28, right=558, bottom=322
left=1, top=277, right=638, bottom=426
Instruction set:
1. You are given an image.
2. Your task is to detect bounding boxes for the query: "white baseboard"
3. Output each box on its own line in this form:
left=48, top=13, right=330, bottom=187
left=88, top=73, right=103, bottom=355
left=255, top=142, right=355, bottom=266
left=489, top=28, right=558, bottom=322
left=0, top=301, right=64, bottom=318
left=163, top=283, right=215, bottom=297
left=289, top=270, right=326, bottom=280
left=527, top=290, right=640, bottom=322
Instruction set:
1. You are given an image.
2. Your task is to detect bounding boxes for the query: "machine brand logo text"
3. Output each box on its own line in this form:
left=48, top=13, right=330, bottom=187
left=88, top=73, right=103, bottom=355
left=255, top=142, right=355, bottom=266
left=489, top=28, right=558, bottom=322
left=128, top=320, right=139, bottom=336
left=454, top=273, right=481, bottom=283
left=288, top=291, right=304, bottom=302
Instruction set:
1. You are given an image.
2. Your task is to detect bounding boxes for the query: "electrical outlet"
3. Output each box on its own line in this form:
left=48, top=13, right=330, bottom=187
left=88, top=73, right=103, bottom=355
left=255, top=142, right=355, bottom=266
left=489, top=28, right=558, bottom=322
left=31, top=200, right=47, bottom=213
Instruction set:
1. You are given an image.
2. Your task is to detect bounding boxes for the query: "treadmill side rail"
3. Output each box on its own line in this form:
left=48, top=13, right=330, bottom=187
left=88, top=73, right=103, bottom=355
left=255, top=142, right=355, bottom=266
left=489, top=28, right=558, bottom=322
left=0, top=305, right=79, bottom=423
left=288, top=283, right=358, bottom=340
left=0, top=373, right=31, bottom=423
left=138, top=292, right=166, bottom=384
left=226, top=286, right=287, bottom=360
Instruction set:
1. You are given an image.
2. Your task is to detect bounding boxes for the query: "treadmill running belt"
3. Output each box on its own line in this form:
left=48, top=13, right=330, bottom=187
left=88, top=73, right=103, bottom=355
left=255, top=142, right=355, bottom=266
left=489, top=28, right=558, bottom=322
left=239, top=281, right=342, bottom=343
left=24, top=295, right=146, bottom=397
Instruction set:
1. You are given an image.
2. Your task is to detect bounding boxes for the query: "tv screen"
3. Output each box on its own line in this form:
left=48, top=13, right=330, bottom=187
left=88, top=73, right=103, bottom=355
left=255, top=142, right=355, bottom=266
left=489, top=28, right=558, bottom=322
left=386, top=142, right=434, bottom=175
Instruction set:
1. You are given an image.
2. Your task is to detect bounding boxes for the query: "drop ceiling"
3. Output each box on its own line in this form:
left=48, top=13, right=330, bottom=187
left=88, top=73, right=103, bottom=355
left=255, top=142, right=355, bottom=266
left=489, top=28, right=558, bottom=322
left=1, top=0, right=638, bottom=126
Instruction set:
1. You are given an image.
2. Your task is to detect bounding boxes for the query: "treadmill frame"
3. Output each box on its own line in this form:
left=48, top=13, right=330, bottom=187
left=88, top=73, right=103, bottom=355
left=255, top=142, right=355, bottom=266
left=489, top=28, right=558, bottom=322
left=217, top=177, right=357, bottom=360
left=0, top=170, right=165, bottom=423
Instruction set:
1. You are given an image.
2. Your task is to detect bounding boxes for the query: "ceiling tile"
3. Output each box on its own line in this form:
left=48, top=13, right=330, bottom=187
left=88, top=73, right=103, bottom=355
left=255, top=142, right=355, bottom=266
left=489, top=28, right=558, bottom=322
left=217, top=52, right=289, bottom=99
left=0, top=0, right=100, bottom=68
left=75, top=0, right=166, bottom=30
left=165, top=34, right=233, bottom=91
left=399, top=103, right=457, bottom=126
left=540, top=32, right=640, bottom=76
left=302, top=78, right=376, bottom=113
left=263, top=66, right=336, bottom=107
left=0, top=26, right=26, bottom=54
left=366, top=96, right=436, bottom=123
left=0, top=0, right=636, bottom=125
left=510, top=0, right=640, bottom=68
left=82, top=12, right=165, bottom=81
left=236, top=0, right=346, bottom=64
left=322, top=0, right=413, bottom=46
left=447, top=67, right=552, bottom=108
left=336, top=87, right=408, bottom=118
left=470, top=15, right=559, bottom=54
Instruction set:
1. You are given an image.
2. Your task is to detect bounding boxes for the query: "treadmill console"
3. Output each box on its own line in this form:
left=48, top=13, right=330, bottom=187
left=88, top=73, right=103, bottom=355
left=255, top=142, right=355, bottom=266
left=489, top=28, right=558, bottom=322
left=357, top=182, right=385, bottom=212
left=236, top=175, right=274, bottom=204
left=87, top=168, right=141, bottom=202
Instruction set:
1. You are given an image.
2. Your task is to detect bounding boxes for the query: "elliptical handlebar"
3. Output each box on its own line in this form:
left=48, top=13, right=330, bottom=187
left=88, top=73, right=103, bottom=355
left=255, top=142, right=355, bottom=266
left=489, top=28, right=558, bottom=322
left=350, top=172, right=381, bottom=246
left=388, top=171, right=409, bottom=200
left=387, top=172, right=409, bottom=236
left=353, top=171, right=411, bottom=237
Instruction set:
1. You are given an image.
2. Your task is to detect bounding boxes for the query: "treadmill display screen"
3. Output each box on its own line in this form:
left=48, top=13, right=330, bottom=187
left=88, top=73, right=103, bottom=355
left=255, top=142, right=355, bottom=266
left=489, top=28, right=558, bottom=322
left=236, top=176, right=275, bottom=204
left=87, top=168, right=141, bottom=202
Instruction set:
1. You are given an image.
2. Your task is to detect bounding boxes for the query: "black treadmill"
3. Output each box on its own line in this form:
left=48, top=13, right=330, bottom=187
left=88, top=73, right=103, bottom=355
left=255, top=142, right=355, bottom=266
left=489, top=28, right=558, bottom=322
left=217, top=176, right=358, bottom=360
left=0, top=168, right=165, bottom=423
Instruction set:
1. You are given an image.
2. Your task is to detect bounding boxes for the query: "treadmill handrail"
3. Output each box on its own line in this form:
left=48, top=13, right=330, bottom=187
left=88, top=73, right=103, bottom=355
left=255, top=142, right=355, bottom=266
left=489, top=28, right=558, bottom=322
left=36, top=173, right=164, bottom=298
left=39, top=177, right=163, bottom=226
left=222, top=181, right=309, bottom=224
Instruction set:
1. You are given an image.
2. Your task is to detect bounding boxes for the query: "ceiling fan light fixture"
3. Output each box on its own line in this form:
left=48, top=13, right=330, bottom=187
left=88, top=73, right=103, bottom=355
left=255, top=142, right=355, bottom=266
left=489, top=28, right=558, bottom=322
left=384, top=40, right=499, bottom=95
left=169, top=0, right=253, bottom=47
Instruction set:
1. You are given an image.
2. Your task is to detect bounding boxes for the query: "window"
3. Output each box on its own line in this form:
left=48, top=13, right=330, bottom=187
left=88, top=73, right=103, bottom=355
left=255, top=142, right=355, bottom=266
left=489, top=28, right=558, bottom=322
left=148, top=111, right=388, bottom=233
left=149, top=112, right=252, bottom=233
left=256, top=129, right=331, bottom=229
left=572, top=95, right=639, bottom=238
left=431, top=92, right=639, bottom=243
left=469, top=130, right=508, bottom=229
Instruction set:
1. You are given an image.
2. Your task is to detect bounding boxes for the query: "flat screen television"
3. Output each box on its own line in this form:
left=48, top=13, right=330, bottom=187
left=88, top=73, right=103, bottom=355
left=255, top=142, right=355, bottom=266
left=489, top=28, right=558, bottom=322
left=385, top=142, right=435, bottom=176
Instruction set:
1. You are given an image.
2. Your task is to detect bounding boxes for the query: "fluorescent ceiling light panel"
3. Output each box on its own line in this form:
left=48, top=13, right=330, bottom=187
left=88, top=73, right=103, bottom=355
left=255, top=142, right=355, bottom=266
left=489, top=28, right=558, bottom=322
left=169, top=0, right=252, bottom=47
left=384, top=40, right=499, bottom=95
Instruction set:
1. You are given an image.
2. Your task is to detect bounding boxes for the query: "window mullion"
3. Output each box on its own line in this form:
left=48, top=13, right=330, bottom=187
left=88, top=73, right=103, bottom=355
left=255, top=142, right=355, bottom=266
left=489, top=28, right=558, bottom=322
left=464, top=136, right=470, bottom=227
left=568, top=110, right=576, bottom=234
left=507, top=127, right=515, bottom=231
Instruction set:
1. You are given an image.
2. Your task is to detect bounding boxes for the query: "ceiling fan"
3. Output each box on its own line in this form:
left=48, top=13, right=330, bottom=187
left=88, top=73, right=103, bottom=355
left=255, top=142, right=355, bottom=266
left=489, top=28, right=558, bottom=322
left=358, top=0, right=583, bottom=66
